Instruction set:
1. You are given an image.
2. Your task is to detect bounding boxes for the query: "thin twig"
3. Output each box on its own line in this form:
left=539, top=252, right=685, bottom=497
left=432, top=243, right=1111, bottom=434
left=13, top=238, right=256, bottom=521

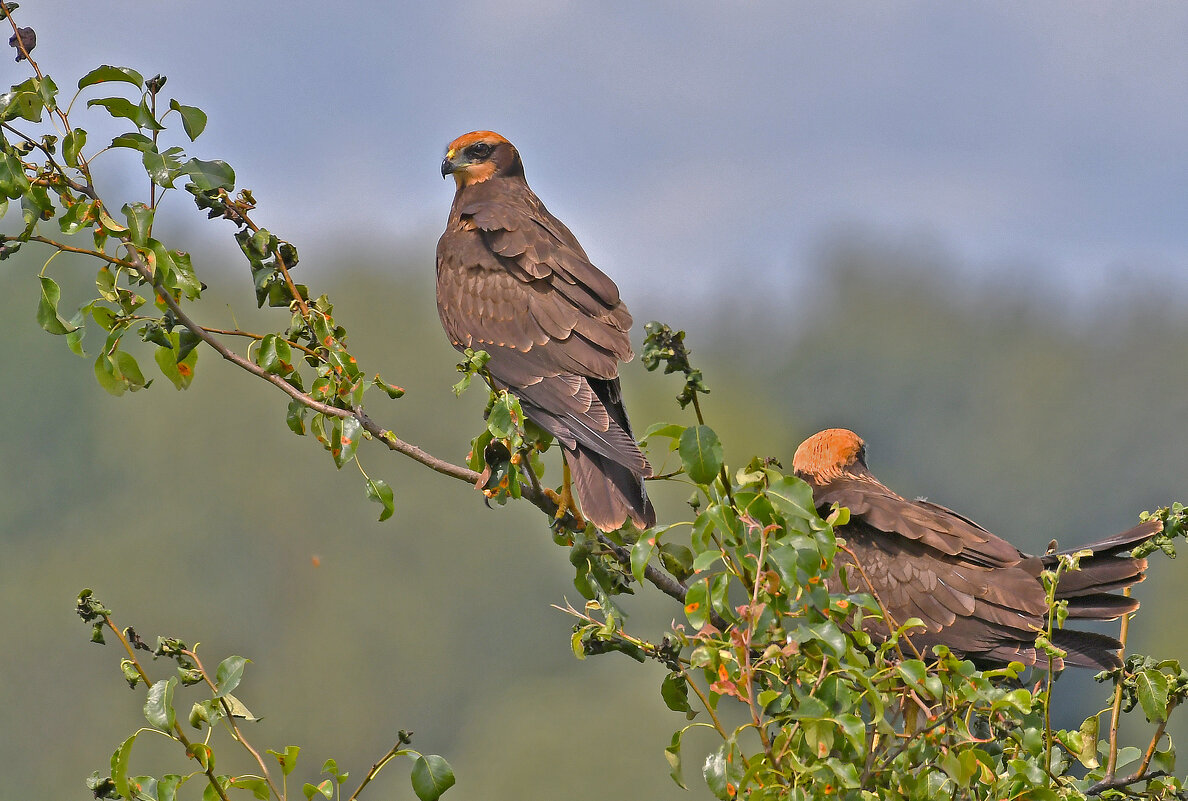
left=741, top=522, right=775, bottom=762
left=1103, top=586, right=1133, bottom=784
left=199, top=326, right=320, bottom=359
left=100, top=616, right=233, bottom=801
left=0, top=5, right=85, bottom=177
left=0, top=122, right=96, bottom=198
left=347, top=734, right=413, bottom=801
left=684, top=667, right=729, bottom=739
left=182, top=648, right=282, bottom=801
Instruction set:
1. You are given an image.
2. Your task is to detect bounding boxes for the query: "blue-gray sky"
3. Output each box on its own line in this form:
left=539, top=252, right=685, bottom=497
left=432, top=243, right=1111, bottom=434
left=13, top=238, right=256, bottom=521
left=28, top=1, right=1188, bottom=305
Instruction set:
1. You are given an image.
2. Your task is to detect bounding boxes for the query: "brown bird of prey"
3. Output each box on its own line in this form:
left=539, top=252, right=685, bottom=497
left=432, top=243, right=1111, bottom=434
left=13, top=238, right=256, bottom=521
left=437, top=131, right=654, bottom=531
left=793, top=428, right=1161, bottom=670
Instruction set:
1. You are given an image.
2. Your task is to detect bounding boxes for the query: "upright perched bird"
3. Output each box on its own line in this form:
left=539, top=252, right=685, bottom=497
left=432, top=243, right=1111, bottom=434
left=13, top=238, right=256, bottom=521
left=437, top=131, right=654, bottom=531
left=793, top=428, right=1161, bottom=670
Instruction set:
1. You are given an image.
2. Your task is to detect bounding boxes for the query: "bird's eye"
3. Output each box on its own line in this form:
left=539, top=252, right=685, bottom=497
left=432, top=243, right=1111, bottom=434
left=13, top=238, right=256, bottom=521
left=468, top=142, right=492, bottom=159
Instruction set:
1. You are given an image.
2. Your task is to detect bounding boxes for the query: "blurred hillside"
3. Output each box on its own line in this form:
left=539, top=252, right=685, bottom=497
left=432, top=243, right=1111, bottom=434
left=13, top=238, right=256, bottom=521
left=0, top=236, right=1185, bottom=800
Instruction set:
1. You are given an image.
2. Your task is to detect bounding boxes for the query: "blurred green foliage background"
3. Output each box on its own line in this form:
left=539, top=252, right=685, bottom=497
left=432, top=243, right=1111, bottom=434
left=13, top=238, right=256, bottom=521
left=1, top=231, right=1184, bottom=799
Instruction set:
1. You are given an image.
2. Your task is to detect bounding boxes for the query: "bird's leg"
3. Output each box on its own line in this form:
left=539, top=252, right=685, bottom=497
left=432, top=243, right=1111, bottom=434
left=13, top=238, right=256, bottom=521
left=544, top=457, right=587, bottom=529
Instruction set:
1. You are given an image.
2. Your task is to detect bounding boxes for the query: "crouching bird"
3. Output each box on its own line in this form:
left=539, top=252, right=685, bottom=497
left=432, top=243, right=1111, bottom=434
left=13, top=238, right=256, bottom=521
left=436, top=131, right=655, bottom=532
left=792, top=428, right=1161, bottom=670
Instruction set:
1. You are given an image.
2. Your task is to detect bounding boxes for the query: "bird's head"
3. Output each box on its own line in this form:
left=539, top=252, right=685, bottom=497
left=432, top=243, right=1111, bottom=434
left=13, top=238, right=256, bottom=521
left=441, top=131, right=524, bottom=188
left=792, top=428, right=868, bottom=483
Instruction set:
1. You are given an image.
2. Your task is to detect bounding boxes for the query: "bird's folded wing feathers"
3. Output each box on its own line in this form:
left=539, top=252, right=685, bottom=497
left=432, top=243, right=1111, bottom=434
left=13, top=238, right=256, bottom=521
left=820, top=480, right=1024, bottom=568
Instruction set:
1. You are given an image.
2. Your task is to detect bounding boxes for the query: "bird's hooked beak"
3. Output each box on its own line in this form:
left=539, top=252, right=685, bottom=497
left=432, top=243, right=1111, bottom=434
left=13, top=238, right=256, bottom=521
left=441, top=148, right=465, bottom=178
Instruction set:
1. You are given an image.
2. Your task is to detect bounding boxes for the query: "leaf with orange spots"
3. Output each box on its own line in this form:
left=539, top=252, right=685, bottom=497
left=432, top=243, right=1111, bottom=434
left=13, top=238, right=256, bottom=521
left=331, top=416, right=361, bottom=468
left=684, top=580, right=709, bottom=629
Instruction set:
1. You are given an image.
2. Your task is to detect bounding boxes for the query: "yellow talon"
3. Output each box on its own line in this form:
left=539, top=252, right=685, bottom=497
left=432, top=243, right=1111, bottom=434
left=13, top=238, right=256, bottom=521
left=545, top=460, right=587, bottom=529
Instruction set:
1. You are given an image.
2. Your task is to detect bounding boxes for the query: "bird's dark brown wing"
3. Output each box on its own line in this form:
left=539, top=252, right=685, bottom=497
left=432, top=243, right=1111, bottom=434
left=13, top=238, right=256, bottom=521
left=817, top=475, right=1055, bottom=663
left=835, top=518, right=1048, bottom=636
left=819, top=476, right=1155, bottom=669
left=436, top=177, right=652, bottom=528
left=817, top=476, right=1026, bottom=568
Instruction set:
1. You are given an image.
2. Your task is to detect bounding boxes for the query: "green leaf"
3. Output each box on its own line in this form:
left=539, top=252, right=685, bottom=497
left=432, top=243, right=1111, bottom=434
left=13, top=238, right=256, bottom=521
left=661, top=672, right=693, bottom=713
left=143, top=146, right=184, bottom=188
left=683, top=580, right=710, bottom=629
left=665, top=728, right=689, bottom=789
left=177, top=329, right=201, bottom=361
left=94, top=354, right=126, bottom=396
left=365, top=476, right=395, bottom=521
left=221, top=693, right=260, bottom=721
left=187, top=736, right=213, bottom=765
left=0, top=152, right=30, bottom=198
left=123, top=202, right=153, bottom=247
left=63, top=128, right=86, bottom=167
left=332, top=416, right=361, bottom=468
left=640, top=421, right=685, bottom=444
left=78, top=65, right=145, bottom=90
left=570, top=626, right=589, bottom=660
left=703, top=744, right=729, bottom=801
left=679, top=425, right=723, bottom=485
left=0, top=84, right=44, bottom=122
left=183, top=158, right=235, bottom=192
left=410, top=754, right=456, bottom=801
left=169, top=99, right=208, bottom=141
left=154, top=338, right=198, bottom=390
left=96, top=204, right=129, bottom=234
left=144, top=677, right=177, bottom=731
left=691, top=549, right=722, bottom=573
left=168, top=248, right=202, bottom=300
left=37, top=276, right=78, bottom=335
left=157, top=774, right=183, bottom=801
left=1076, top=714, right=1100, bottom=768
left=58, top=198, right=96, bottom=235
left=373, top=374, right=405, bottom=399
left=111, top=132, right=155, bottom=152
left=630, top=536, right=655, bottom=583
left=22, top=183, right=54, bottom=230
left=659, top=542, right=695, bottom=581
left=322, top=757, right=349, bottom=784
left=766, top=476, right=818, bottom=523
left=803, top=719, right=835, bottom=759
left=35, top=75, right=59, bottom=108
left=188, top=699, right=219, bottom=729
left=115, top=350, right=148, bottom=390
left=230, top=777, right=270, bottom=800
left=286, top=399, right=308, bottom=435
left=66, top=314, right=86, bottom=355
left=939, top=747, right=977, bottom=787
left=486, top=392, right=524, bottom=441
left=257, top=334, right=282, bottom=373
left=87, top=96, right=162, bottom=130
left=1136, top=668, right=1170, bottom=723
left=266, top=746, right=300, bottom=776
left=897, top=659, right=928, bottom=685
left=110, top=733, right=139, bottom=799
left=214, top=655, right=247, bottom=698
left=303, top=780, right=333, bottom=799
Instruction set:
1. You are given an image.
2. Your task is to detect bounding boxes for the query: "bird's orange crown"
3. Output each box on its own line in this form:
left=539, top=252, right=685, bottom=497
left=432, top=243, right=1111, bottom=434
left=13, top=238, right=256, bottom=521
left=445, top=130, right=511, bottom=159
left=792, top=428, right=866, bottom=481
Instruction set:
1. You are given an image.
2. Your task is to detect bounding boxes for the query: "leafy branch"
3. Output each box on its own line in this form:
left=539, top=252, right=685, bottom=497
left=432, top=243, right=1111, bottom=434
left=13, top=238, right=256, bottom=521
left=0, top=7, right=696, bottom=608
left=76, top=589, right=456, bottom=801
